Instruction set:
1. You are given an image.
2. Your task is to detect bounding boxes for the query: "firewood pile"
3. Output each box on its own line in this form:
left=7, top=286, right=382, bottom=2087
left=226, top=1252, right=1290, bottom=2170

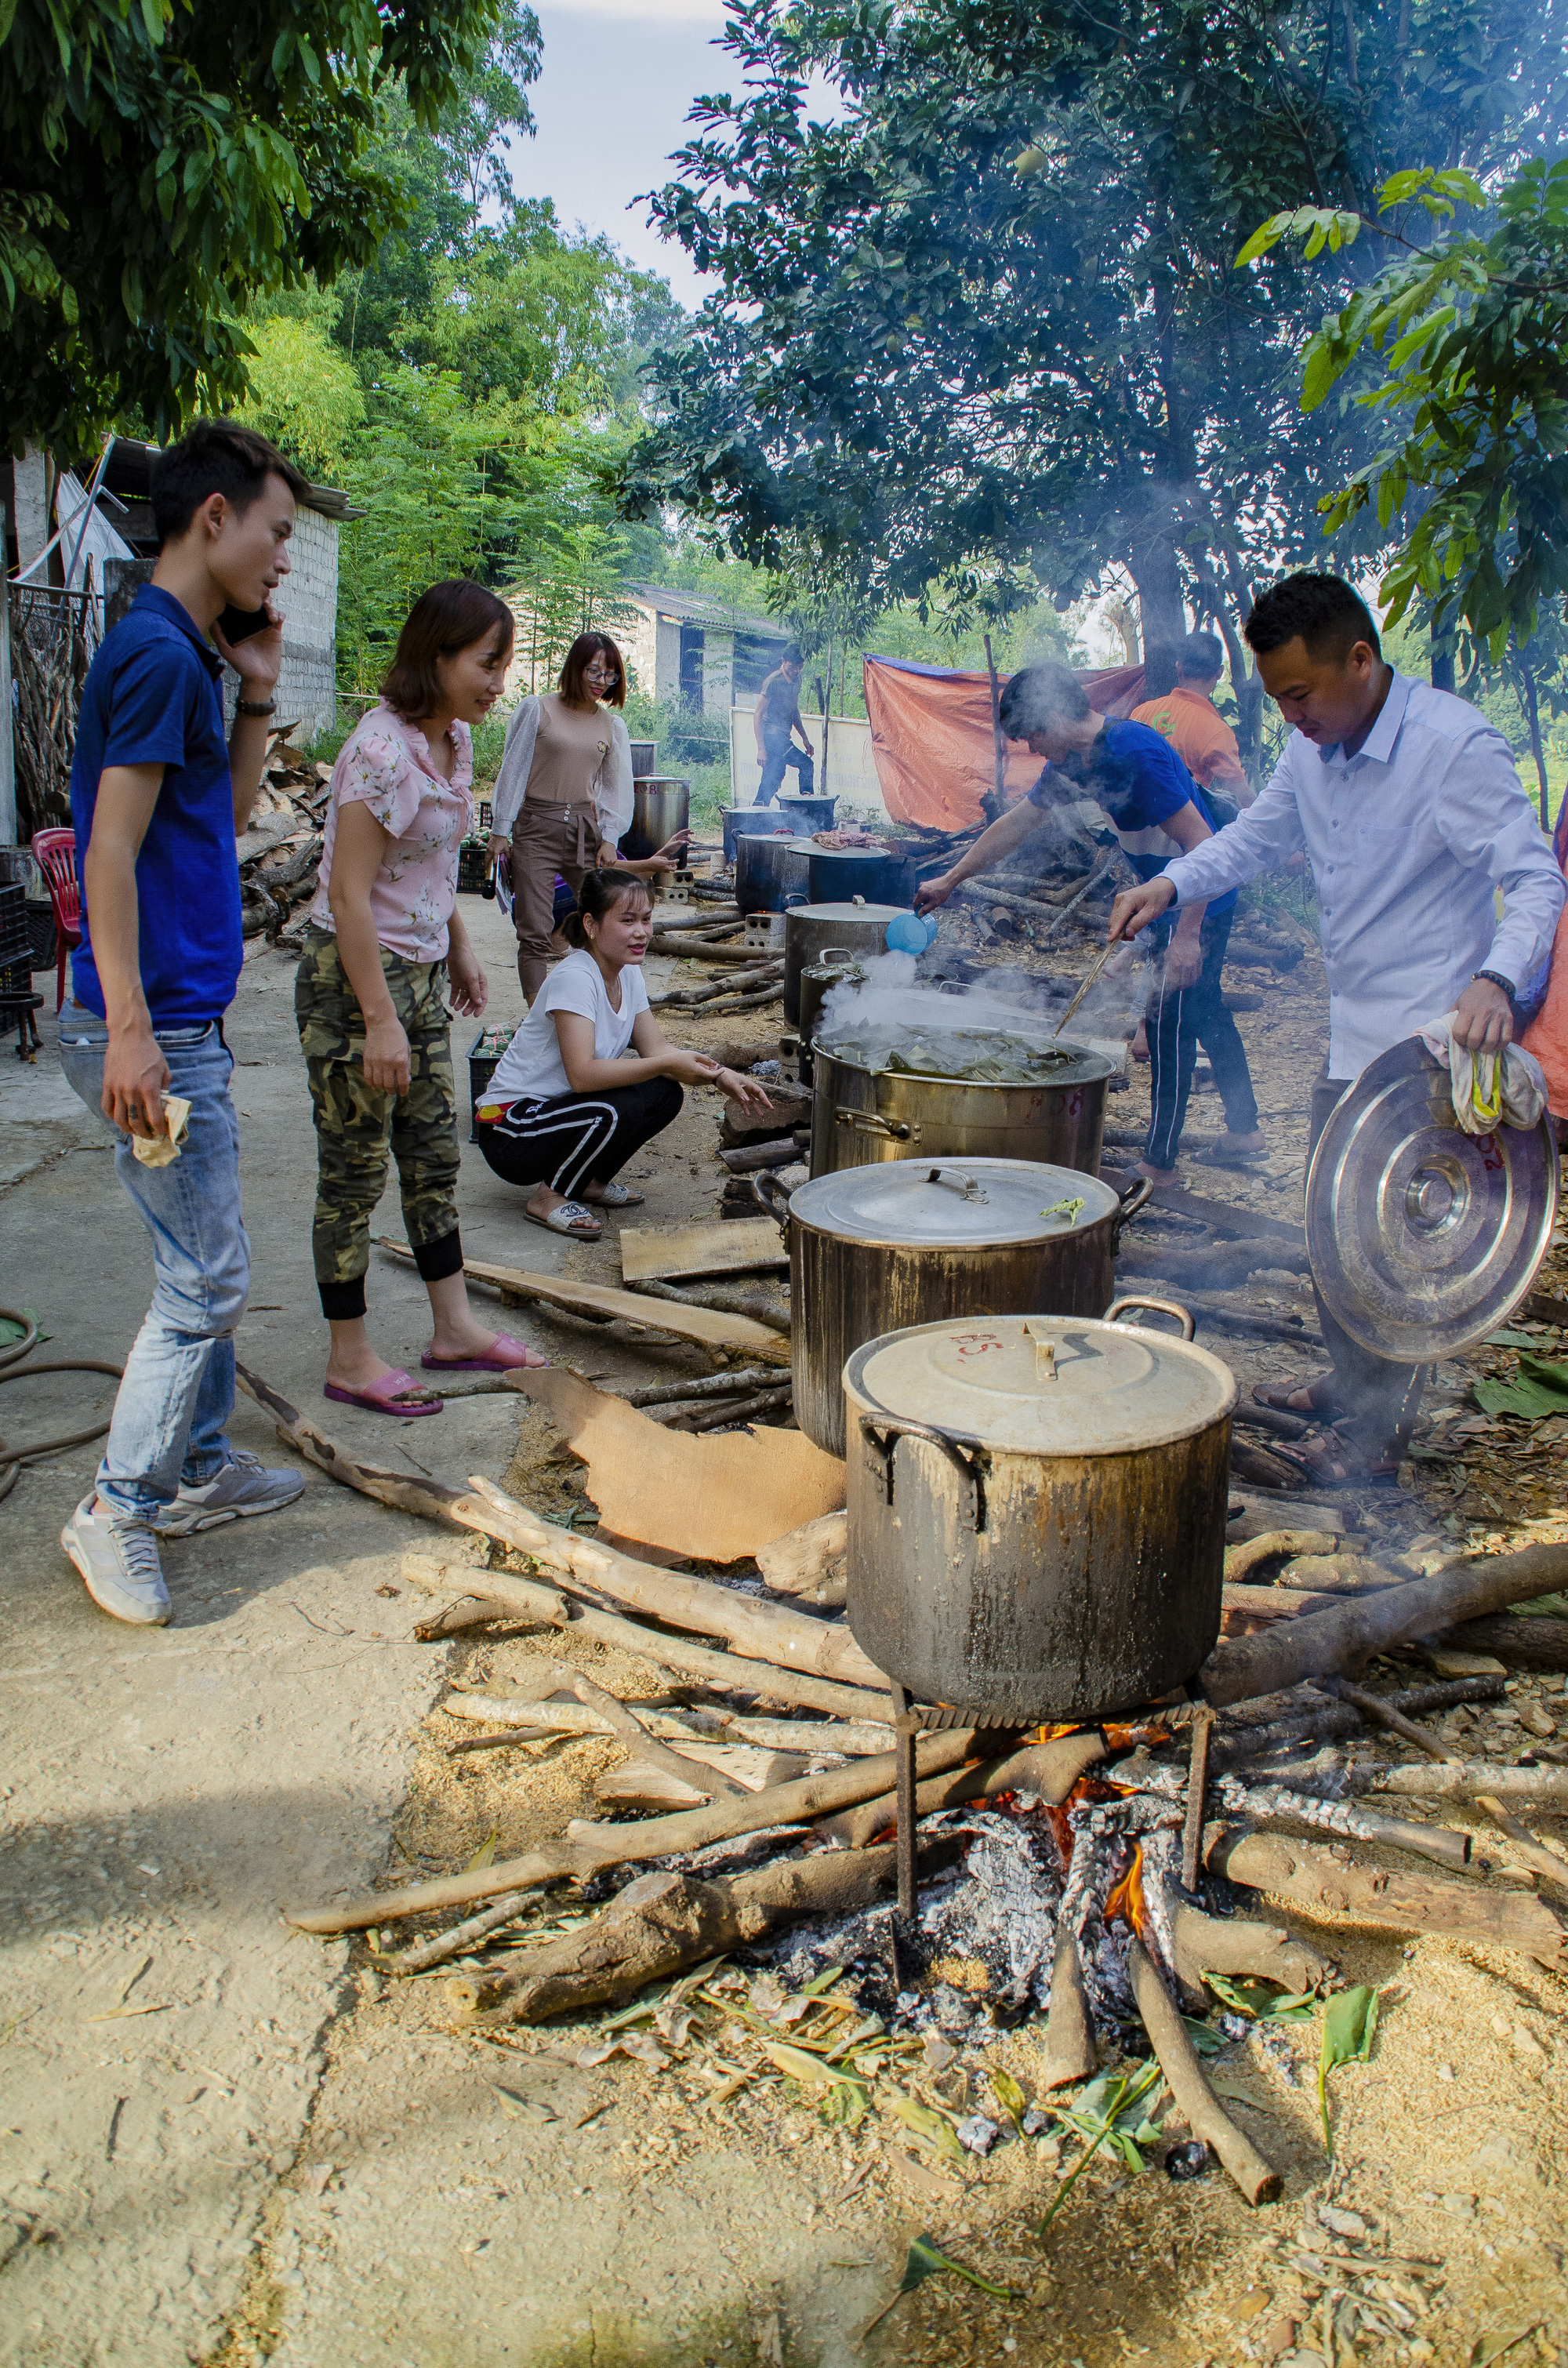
left=238, top=727, right=329, bottom=942
left=244, top=1356, right=1568, bottom=2226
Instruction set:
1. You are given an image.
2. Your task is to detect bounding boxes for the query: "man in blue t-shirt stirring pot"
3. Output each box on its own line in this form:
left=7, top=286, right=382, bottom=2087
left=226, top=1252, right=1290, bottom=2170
left=59, top=422, right=311, bottom=1625
left=915, top=660, right=1266, bottom=1181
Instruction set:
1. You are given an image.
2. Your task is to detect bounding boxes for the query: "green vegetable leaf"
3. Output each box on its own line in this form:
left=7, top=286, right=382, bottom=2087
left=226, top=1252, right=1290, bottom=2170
left=990, top=2065, right=1029, bottom=2134
left=764, top=2042, right=872, bottom=2096
left=883, top=2090, right=968, bottom=2166
left=1205, top=1974, right=1318, bottom=2023
left=862, top=2233, right=1020, bottom=2335
left=1319, top=1985, right=1380, bottom=2157
left=1040, top=1197, right=1086, bottom=1225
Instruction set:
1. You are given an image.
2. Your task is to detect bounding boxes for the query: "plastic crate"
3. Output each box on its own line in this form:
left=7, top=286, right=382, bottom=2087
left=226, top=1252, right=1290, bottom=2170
left=468, top=1023, right=517, bottom=1140
left=456, top=840, right=492, bottom=896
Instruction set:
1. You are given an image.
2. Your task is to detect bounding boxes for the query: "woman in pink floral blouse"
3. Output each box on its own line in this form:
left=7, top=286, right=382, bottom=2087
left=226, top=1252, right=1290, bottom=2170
left=296, top=580, right=548, bottom=1416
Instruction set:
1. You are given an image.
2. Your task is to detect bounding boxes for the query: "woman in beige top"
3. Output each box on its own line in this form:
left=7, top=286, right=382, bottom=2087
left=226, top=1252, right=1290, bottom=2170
left=488, top=634, right=641, bottom=999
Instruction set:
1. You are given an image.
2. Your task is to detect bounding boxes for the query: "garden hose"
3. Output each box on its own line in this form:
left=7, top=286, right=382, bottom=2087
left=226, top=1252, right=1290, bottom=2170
left=0, top=1307, right=123, bottom=1504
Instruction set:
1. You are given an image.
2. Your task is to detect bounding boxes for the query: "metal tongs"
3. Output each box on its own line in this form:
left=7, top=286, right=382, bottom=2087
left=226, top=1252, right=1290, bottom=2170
left=1051, top=939, right=1125, bottom=1039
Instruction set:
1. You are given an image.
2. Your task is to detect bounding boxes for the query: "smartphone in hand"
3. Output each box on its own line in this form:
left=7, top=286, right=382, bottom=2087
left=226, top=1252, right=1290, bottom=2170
left=216, top=603, right=273, bottom=645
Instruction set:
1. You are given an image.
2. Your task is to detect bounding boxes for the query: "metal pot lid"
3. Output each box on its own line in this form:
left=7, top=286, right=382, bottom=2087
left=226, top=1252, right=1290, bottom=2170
left=792, top=1156, right=1120, bottom=1247
left=786, top=902, right=909, bottom=924
left=848, top=1311, right=1236, bottom=1455
left=736, top=830, right=818, bottom=846
left=1306, top=1036, right=1559, bottom=1360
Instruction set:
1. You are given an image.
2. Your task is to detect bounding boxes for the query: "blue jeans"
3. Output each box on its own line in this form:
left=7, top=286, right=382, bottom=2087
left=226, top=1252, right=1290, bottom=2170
left=757, top=735, right=815, bottom=804
left=60, top=1004, right=250, bottom=1520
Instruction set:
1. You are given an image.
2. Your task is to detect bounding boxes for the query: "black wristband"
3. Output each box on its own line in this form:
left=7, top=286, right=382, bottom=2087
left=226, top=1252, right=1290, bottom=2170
left=235, top=696, right=277, bottom=717
left=1473, top=968, right=1516, bottom=998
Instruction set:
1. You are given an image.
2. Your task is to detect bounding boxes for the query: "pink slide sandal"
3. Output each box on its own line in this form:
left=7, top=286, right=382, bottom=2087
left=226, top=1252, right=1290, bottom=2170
left=324, top=1368, right=445, bottom=1418
left=420, top=1332, right=550, bottom=1375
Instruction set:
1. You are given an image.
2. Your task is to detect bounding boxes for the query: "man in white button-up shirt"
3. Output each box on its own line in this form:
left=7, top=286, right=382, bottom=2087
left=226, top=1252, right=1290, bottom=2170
left=1108, top=572, right=1564, bottom=1480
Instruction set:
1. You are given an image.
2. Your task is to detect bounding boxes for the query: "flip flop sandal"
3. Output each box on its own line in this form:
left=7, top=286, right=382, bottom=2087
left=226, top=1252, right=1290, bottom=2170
left=422, top=1332, right=551, bottom=1373
left=524, top=1201, right=602, bottom=1237
left=1192, top=1142, right=1270, bottom=1169
left=588, top=1182, right=644, bottom=1207
left=324, top=1369, right=445, bottom=1418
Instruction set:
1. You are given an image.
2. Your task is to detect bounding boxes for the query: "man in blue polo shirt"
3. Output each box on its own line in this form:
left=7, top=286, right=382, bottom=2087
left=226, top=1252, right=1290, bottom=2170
left=58, top=421, right=310, bottom=1627
left=915, top=660, right=1265, bottom=1181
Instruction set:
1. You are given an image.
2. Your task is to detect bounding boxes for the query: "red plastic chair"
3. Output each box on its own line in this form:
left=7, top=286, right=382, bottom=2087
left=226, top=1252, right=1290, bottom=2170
left=31, top=828, right=81, bottom=1014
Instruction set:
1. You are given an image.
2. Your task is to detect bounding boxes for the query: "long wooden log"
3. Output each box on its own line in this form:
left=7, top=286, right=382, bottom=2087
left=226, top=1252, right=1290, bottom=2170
left=1169, top=1905, right=1330, bottom=1998
left=399, top=1556, right=893, bottom=1721
left=452, top=1476, right=883, bottom=1694
left=626, top=1276, right=791, bottom=1334
left=1128, top=1938, right=1282, bottom=2206
left=1042, top=1930, right=1098, bottom=2090
left=1367, top=1762, right=1568, bottom=1806
left=376, top=1238, right=789, bottom=1363
left=1203, top=1825, right=1565, bottom=1965
left=1446, top=1615, right=1568, bottom=1668
left=444, top=1694, right=892, bottom=1756
left=814, top=1731, right=1108, bottom=1850
left=450, top=1837, right=966, bottom=2024
left=1201, top=1542, right=1568, bottom=1706
left=283, top=1727, right=984, bottom=1932
left=571, top=1665, right=750, bottom=1798
left=1223, top=1531, right=1338, bottom=1583
left=237, top=1364, right=466, bottom=1520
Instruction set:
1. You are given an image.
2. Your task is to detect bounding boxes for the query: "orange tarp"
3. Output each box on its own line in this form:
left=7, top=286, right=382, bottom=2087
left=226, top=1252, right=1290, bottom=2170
left=1523, top=797, right=1568, bottom=1116
left=862, top=656, right=1149, bottom=831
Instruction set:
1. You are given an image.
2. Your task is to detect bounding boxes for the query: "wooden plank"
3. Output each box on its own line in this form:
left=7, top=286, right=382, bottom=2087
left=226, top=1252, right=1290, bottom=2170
left=374, top=1237, right=789, bottom=1363
left=1100, top=1161, right=1306, bottom=1249
left=619, top=1217, right=788, bottom=1284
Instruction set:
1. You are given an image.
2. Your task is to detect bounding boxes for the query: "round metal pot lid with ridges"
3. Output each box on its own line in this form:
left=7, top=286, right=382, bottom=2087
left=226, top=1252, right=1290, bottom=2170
left=785, top=901, right=909, bottom=925
left=1305, top=1037, right=1559, bottom=1361
left=790, top=1156, right=1121, bottom=1248
left=846, top=1312, right=1236, bottom=1455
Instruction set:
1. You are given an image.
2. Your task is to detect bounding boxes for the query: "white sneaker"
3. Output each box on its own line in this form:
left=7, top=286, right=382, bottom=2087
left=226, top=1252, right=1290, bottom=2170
left=61, top=1498, right=171, bottom=1626
left=151, top=1448, right=306, bottom=1537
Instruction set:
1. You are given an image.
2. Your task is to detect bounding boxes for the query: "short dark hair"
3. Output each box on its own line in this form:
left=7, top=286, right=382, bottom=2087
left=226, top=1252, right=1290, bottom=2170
left=1140, top=644, right=1181, bottom=700
left=380, top=580, right=514, bottom=721
left=559, top=632, right=627, bottom=708
left=1244, top=572, right=1381, bottom=665
left=781, top=644, right=804, bottom=668
left=561, top=866, right=650, bottom=950
left=998, top=660, right=1092, bottom=738
left=1178, top=630, right=1225, bottom=681
left=149, top=419, right=309, bottom=547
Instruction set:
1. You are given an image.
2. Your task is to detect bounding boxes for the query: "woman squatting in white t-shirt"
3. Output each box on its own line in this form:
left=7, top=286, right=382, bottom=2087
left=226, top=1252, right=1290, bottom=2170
left=473, top=867, right=774, bottom=1239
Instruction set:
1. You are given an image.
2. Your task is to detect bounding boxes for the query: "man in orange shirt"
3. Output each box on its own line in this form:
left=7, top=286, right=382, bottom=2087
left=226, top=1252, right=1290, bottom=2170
left=1132, top=633, right=1252, bottom=811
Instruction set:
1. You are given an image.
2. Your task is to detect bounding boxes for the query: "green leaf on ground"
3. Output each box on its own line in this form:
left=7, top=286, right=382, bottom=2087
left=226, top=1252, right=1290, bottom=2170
left=1475, top=1353, right=1568, bottom=1419
left=1319, top=1985, right=1379, bottom=2156
left=1205, top=1974, right=1318, bottom=2022
left=862, top=2233, right=1020, bottom=2335
left=989, top=2065, right=1028, bottom=2134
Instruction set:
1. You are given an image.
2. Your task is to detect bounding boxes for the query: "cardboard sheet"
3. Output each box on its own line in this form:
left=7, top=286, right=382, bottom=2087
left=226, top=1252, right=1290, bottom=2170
left=521, top=1367, right=844, bottom=1564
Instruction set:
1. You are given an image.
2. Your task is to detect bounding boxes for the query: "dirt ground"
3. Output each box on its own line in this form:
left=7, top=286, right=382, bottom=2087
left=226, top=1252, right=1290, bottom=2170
left=3, top=879, right=1566, bottom=2368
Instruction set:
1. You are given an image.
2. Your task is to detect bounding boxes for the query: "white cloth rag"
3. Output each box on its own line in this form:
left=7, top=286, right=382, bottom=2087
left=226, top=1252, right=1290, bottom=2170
left=1416, top=1012, right=1548, bottom=1135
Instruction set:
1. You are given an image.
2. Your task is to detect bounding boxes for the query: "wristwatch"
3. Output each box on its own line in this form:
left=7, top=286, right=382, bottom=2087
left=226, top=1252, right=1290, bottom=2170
left=235, top=696, right=277, bottom=717
left=1473, top=968, right=1516, bottom=998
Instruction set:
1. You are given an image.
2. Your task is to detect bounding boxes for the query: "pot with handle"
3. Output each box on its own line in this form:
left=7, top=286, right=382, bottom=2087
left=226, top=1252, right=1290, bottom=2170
left=756, top=1157, right=1152, bottom=1458
left=782, top=899, right=912, bottom=1025
left=775, top=793, right=837, bottom=833
left=735, top=831, right=815, bottom=915
left=620, top=778, right=689, bottom=862
left=843, top=1299, right=1233, bottom=1720
left=795, top=950, right=863, bottom=1084
left=804, top=844, right=918, bottom=906
left=811, top=1027, right=1112, bottom=1179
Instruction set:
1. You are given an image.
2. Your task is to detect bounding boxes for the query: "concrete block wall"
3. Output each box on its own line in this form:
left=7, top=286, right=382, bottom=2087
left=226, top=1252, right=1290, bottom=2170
left=274, top=507, right=339, bottom=736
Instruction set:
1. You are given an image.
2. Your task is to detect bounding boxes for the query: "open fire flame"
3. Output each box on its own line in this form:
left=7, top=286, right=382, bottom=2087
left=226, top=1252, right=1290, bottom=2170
left=1102, top=1842, right=1148, bottom=1938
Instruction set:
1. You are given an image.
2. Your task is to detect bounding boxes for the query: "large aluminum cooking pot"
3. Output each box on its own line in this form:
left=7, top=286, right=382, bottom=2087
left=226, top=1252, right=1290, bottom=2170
left=775, top=793, right=837, bottom=833
left=735, top=831, right=815, bottom=914
left=782, top=899, right=911, bottom=1026
left=765, top=1157, right=1152, bottom=1458
left=811, top=1027, right=1112, bottom=1179
left=844, top=1302, right=1234, bottom=1720
left=805, top=845, right=918, bottom=906
left=723, top=805, right=780, bottom=864
left=797, top=952, right=863, bottom=1082
left=621, top=778, right=689, bottom=861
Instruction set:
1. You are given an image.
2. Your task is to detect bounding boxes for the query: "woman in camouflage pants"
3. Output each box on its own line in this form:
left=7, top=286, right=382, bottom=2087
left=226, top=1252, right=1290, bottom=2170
left=296, top=581, right=549, bottom=1416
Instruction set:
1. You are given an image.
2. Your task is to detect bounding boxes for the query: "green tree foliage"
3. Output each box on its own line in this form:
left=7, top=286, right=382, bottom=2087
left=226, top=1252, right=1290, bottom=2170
left=0, top=0, right=521, bottom=452
left=237, top=316, right=366, bottom=476
left=1241, top=160, right=1568, bottom=658
left=620, top=0, right=1565, bottom=765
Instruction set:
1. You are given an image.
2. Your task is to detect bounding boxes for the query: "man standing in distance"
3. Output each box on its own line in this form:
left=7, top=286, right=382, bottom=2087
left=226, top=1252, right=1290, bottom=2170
left=752, top=645, right=815, bottom=804
left=1131, top=631, right=1254, bottom=814
left=916, top=662, right=1267, bottom=1178
left=1108, top=572, right=1564, bottom=1480
left=58, top=422, right=310, bottom=1625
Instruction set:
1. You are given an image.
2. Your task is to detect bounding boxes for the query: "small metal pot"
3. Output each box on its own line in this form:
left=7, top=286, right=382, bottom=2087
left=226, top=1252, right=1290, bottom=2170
left=796, top=952, right=863, bottom=1082
left=782, top=899, right=910, bottom=1025
left=621, top=778, right=689, bottom=861
left=811, top=1030, right=1112, bottom=1179
left=764, top=1157, right=1152, bottom=1458
left=775, top=794, right=837, bottom=833
left=735, top=831, right=815, bottom=914
left=805, top=845, right=916, bottom=906
left=844, top=1301, right=1234, bottom=1720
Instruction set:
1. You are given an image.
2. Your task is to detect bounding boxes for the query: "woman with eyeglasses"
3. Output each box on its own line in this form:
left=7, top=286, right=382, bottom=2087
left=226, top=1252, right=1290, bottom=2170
left=488, top=632, right=688, bottom=1001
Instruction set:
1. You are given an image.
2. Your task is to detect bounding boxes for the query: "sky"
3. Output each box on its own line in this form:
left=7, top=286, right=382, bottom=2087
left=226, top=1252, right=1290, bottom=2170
left=507, top=0, right=736, bottom=308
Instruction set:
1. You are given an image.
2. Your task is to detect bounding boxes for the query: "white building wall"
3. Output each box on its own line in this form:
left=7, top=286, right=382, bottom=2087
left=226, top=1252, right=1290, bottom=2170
left=702, top=629, right=735, bottom=716
left=274, top=505, right=339, bottom=735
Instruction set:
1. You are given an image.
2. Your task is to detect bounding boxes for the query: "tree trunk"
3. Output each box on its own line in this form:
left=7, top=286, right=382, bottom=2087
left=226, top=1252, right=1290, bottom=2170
left=1130, top=532, right=1186, bottom=656
left=1518, top=650, right=1550, bottom=830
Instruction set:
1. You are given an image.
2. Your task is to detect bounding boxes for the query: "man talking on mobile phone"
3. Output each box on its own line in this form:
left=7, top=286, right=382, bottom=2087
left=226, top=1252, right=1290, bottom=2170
left=58, top=422, right=311, bottom=1625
